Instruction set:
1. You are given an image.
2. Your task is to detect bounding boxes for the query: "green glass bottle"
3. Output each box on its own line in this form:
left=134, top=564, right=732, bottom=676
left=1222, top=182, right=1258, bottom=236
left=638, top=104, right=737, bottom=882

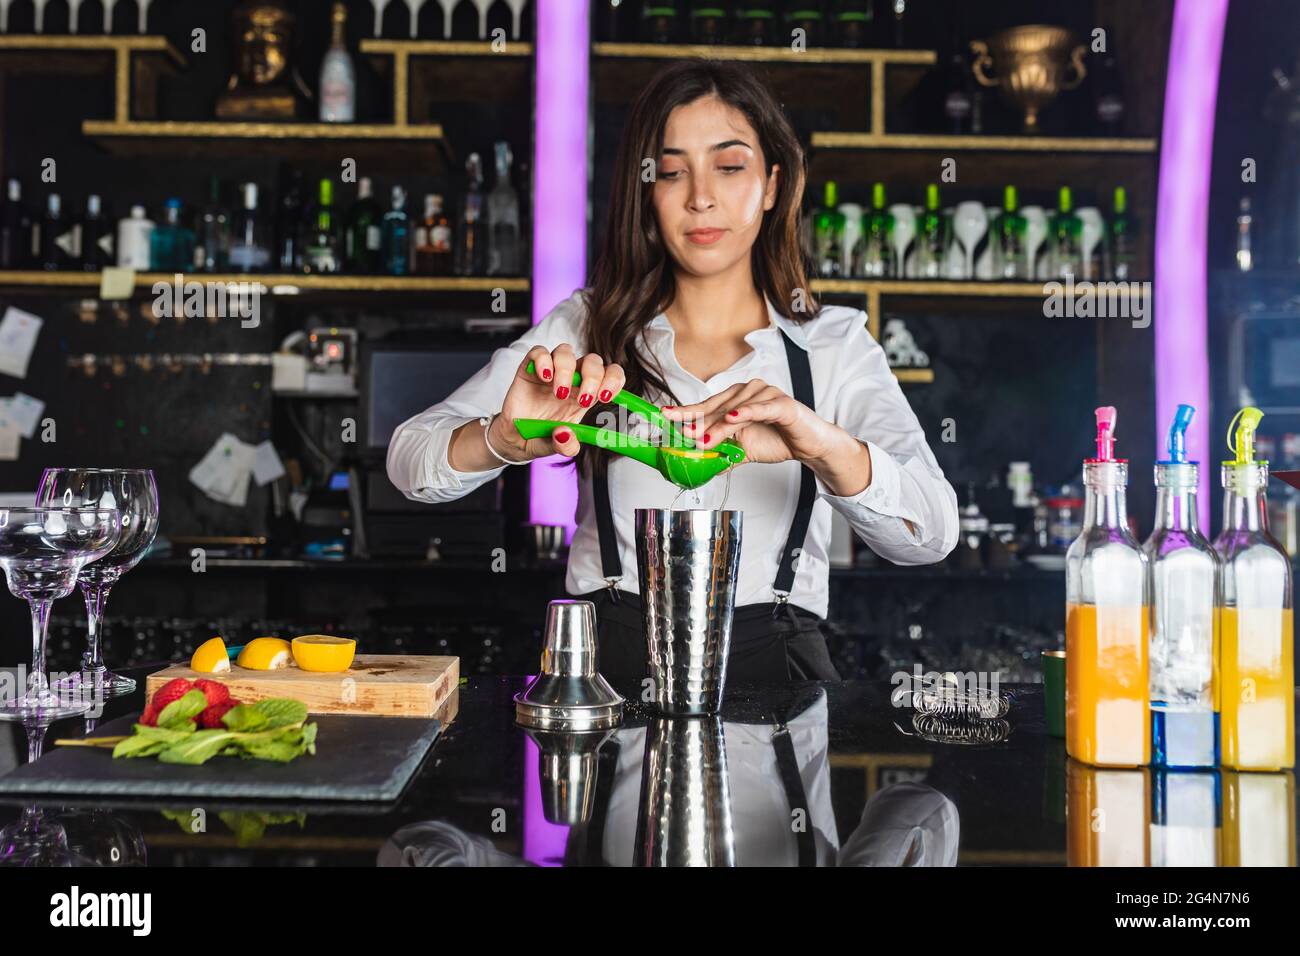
left=1110, top=186, right=1135, bottom=281
left=814, top=181, right=845, bottom=277
left=992, top=185, right=1027, bottom=279
left=858, top=181, right=895, bottom=277
left=916, top=183, right=947, bottom=279
left=1049, top=185, right=1083, bottom=279
left=303, top=178, right=341, bottom=274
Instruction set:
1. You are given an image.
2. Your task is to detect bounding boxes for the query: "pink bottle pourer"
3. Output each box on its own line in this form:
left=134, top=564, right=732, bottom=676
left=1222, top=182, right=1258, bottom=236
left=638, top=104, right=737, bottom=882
left=1088, top=406, right=1124, bottom=463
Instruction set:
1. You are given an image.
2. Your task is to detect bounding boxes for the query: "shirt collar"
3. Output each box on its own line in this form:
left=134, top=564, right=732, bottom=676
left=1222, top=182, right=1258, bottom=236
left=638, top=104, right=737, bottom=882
left=646, top=297, right=811, bottom=351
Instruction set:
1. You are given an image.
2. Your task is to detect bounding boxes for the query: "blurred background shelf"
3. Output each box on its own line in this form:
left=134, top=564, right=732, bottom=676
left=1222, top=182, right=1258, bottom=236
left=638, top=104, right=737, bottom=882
left=811, top=131, right=1157, bottom=152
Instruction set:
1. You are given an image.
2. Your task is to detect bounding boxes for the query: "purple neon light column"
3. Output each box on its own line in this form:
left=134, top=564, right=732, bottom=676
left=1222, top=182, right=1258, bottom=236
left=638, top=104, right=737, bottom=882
left=1154, top=0, right=1228, bottom=528
left=522, top=0, right=592, bottom=868
left=529, top=0, right=590, bottom=536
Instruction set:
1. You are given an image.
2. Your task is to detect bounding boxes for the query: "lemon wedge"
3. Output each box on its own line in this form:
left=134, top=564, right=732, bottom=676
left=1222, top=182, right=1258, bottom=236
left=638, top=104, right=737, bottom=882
left=190, top=636, right=231, bottom=674
left=292, top=635, right=356, bottom=673
left=237, top=637, right=293, bottom=670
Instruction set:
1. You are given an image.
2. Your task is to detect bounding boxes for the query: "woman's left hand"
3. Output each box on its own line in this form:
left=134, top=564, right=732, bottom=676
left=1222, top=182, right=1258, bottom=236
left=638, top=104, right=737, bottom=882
left=660, top=379, right=850, bottom=466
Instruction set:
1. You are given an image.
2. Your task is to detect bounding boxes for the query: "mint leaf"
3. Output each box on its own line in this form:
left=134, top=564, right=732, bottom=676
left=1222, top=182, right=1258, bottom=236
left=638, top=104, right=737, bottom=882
left=158, top=689, right=208, bottom=729
left=157, top=729, right=237, bottom=765
left=250, top=698, right=308, bottom=730
left=134, top=724, right=195, bottom=742
left=239, top=736, right=307, bottom=762
left=220, top=703, right=269, bottom=733
left=112, top=735, right=169, bottom=759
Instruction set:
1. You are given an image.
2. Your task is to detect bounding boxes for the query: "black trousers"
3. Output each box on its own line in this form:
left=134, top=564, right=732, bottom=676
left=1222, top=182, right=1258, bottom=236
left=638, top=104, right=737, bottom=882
left=579, top=589, right=842, bottom=685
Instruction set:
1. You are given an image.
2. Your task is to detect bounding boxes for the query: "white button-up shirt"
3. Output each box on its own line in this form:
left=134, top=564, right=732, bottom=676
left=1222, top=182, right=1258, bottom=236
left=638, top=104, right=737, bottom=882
left=386, top=290, right=958, bottom=618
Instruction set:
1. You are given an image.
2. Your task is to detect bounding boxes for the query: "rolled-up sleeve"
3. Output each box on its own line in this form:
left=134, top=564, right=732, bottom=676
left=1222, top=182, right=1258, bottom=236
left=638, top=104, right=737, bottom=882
left=817, top=312, right=958, bottom=564
left=385, top=290, right=588, bottom=504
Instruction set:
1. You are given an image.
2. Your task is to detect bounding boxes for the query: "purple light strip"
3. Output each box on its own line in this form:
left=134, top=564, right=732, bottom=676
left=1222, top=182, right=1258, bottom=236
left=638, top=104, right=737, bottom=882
left=521, top=720, right=571, bottom=866
left=1154, top=0, right=1229, bottom=529
left=529, top=0, right=590, bottom=537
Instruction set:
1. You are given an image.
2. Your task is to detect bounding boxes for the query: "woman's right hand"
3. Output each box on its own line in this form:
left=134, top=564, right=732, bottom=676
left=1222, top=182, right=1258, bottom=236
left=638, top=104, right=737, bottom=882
left=488, top=344, right=626, bottom=461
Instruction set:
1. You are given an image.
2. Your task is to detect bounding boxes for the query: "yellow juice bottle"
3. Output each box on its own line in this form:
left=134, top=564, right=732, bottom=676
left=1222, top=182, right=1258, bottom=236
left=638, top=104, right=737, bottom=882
left=1064, top=407, right=1150, bottom=767
left=1215, top=408, right=1295, bottom=771
left=1066, top=759, right=1150, bottom=866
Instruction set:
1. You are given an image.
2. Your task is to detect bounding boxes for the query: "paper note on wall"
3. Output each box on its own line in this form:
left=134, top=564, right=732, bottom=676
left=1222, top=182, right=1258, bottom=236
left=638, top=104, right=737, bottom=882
left=0, top=307, right=43, bottom=379
left=252, top=440, right=287, bottom=486
left=0, top=400, right=20, bottom=461
left=6, top=393, right=44, bottom=439
left=188, top=433, right=257, bottom=507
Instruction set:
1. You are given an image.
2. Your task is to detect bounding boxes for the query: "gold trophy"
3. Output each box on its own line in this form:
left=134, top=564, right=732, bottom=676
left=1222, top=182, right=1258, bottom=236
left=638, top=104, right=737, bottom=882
left=970, top=25, right=1087, bottom=133
left=216, top=0, right=304, bottom=120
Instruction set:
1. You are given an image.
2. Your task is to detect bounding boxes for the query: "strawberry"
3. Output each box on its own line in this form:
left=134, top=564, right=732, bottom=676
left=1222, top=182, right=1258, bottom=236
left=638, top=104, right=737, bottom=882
left=151, top=677, right=194, bottom=712
left=138, top=703, right=159, bottom=727
left=192, top=678, right=231, bottom=708
left=198, top=699, right=238, bottom=729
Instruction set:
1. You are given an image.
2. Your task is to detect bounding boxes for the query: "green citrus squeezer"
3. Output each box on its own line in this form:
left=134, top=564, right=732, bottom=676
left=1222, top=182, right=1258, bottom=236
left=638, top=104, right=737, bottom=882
left=512, top=361, right=746, bottom=490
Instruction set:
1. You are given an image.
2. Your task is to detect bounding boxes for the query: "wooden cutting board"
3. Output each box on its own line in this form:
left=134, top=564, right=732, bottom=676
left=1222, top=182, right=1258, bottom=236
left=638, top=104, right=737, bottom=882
left=145, top=655, right=459, bottom=718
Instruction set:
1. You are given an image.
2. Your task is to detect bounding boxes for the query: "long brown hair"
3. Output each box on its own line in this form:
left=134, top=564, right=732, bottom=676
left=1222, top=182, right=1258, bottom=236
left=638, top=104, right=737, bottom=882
left=579, top=59, right=817, bottom=476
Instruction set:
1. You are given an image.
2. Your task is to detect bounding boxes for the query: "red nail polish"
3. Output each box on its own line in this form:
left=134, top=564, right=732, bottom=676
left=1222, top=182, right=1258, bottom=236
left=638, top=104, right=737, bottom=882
left=727, top=409, right=739, bottom=417
left=599, top=390, right=612, bottom=403
left=556, top=386, right=569, bottom=400
left=554, top=429, right=571, bottom=443
left=703, top=433, right=711, bottom=443
left=662, top=405, right=673, bottom=411
left=541, top=368, right=552, bottom=381
left=579, top=393, right=593, bottom=408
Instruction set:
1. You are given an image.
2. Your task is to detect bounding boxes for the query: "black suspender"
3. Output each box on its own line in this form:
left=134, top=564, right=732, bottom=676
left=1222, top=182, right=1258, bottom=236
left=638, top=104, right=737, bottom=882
left=591, top=327, right=817, bottom=609
left=773, top=330, right=818, bottom=615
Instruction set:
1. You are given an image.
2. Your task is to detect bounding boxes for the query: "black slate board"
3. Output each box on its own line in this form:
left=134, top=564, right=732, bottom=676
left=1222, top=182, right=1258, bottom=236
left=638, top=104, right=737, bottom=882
left=0, top=714, right=442, bottom=803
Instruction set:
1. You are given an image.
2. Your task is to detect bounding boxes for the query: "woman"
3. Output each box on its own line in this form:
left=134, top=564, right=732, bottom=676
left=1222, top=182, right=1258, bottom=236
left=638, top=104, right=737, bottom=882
left=388, top=60, right=958, bottom=683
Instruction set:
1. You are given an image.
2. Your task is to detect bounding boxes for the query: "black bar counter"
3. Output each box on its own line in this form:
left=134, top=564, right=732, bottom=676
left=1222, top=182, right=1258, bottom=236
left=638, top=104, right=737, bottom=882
left=0, top=669, right=1295, bottom=867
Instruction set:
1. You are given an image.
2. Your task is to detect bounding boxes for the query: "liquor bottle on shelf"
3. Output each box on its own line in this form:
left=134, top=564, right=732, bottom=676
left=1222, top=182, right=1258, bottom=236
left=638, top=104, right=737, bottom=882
left=303, top=178, right=341, bottom=274
left=1108, top=186, right=1135, bottom=280
left=641, top=1, right=678, bottom=43
left=812, top=181, right=844, bottom=278
left=1049, top=185, right=1083, bottom=278
left=381, top=185, right=412, bottom=276
left=915, top=183, right=946, bottom=279
left=116, top=205, right=154, bottom=270
left=229, top=183, right=271, bottom=273
left=832, top=0, right=875, bottom=49
left=81, top=194, right=112, bottom=271
left=1215, top=407, right=1295, bottom=771
left=733, top=1, right=775, bottom=45
left=487, top=141, right=521, bottom=276
left=783, top=3, right=823, bottom=47
left=414, top=193, right=453, bottom=275
left=941, top=28, right=974, bottom=134
left=1065, top=406, right=1150, bottom=767
left=1235, top=197, right=1253, bottom=272
left=346, top=176, right=383, bottom=274
left=455, top=153, right=487, bottom=276
left=196, top=176, right=231, bottom=273
left=991, top=185, right=1027, bottom=279
left=0, top=178, right=31, bottom=269
left=319, top=2, right=357, bottom=123
left=1092, top=25, right=1125, bottom=135
left=1144, top=404, right=1219, bottom=769
left=276, top=168, right=305, bottom=273
left=856, top=181, right=894, bottom=278
left=149, top=198, right=195, bottom=272
left=38, top=193, right=73, bottom=270
left=688, top=0, right=726, bottom=44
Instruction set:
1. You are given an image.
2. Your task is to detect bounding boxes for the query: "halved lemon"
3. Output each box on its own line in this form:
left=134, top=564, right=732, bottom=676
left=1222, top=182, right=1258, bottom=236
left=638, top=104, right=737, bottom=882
left=292, top=635, right=356, bottom=673
left=237, top=637, right=292, bottom=670
left=190, top=636, right=231, bottom=674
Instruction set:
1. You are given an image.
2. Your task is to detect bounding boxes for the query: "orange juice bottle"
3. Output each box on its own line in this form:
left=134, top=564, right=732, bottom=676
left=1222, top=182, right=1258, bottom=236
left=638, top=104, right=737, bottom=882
left=1215, top=407, right=1295, bottom=771
left=1065, top=407, right=1150, bottom=767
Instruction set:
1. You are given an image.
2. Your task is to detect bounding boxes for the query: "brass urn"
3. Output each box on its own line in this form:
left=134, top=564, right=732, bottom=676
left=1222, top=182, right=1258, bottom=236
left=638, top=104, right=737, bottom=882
left=971, top=25, right=1088, bottom=133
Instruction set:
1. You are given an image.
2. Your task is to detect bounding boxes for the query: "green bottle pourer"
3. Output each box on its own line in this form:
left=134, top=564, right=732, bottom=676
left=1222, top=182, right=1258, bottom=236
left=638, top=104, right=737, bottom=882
left=513, top=361, right=746, bottom=490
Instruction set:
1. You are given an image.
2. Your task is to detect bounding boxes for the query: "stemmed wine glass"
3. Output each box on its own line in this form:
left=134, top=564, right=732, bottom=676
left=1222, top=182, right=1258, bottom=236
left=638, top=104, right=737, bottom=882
left=37, top=469, right=158, bottom=698
left=0, top=507, right=120, bottom=721
left=101, top=0, right=120, bottom=34
left=136, top=0, right=156, bottom=33
left=68, top=0, right=86, bottom=33
left=408, top=0, right=432, bottom=39
left=503, top=0, right=525, bottom=40
left=0, top=717, right=80, bottom=866
left=369, top=0, right=392, bottom=36
left=952, top=201, right=988, bottom=281
left=32, top=0, right=50, bottom=32
left=469, top=0, right=493, bottom=39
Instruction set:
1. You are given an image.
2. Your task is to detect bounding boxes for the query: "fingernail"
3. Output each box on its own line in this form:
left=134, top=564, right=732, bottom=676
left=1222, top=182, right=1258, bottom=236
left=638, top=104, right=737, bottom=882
left=662, top=405, right=673, bottom=411
left=727, top=409, right=739, bottom=418
left=541, top=368, right=552, bottom=381
left=554, top=429, right=571, bottom=443
left=556, top=386, right=569, bottom=400
left=599, top=390, right=612, bottom=403
left=579, top=393, right=593, bottom=408
left=702, top=433, right=711, bottom=443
